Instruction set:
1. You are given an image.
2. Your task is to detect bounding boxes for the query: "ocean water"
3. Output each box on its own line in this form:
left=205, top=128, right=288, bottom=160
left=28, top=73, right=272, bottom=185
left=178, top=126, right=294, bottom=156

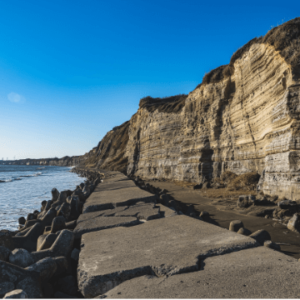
left=0, top=165, right=86, bottom=231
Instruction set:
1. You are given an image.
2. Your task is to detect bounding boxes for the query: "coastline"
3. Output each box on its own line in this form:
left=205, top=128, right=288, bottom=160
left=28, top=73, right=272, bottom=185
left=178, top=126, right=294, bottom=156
left=2, top=167, right=300, bottom=298
left=0, top=167, right=102, bottom=298
left=0, top=165, right=85, bottom=231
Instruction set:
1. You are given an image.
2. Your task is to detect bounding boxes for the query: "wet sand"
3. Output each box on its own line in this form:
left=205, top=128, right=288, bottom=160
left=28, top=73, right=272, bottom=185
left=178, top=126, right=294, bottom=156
left=145, top=179, right=300, bottom=259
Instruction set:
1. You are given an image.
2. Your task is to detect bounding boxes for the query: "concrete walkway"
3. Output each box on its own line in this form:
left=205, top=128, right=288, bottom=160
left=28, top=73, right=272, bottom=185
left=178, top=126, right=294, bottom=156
left=76, top=172, right=300, bottom=298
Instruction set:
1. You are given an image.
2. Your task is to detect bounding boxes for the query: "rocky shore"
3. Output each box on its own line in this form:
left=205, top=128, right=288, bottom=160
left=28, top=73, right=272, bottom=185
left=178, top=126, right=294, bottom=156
left=0, top=168, right=102, bottom=298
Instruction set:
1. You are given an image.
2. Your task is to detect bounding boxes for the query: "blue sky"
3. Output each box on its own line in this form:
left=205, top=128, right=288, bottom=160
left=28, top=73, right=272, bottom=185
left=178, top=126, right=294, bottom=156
left=0, top=0, right=299, bottom=159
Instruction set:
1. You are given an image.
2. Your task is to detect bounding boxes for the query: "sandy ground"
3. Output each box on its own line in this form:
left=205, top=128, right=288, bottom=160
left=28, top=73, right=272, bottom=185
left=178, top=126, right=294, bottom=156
left=144, top=179, right=300, bottom=259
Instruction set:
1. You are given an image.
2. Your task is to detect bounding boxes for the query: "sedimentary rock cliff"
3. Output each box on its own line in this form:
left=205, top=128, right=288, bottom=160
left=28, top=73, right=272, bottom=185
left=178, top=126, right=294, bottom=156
left=82, top=18, right=300, bottom=200
left=3, top=156, right=82, bottom=166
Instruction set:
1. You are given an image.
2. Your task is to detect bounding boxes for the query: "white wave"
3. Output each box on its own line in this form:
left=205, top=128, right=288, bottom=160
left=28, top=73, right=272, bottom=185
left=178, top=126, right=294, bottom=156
left=20, top=172, right=42, bottom=178
left=0, top=179, right=13, bottom=183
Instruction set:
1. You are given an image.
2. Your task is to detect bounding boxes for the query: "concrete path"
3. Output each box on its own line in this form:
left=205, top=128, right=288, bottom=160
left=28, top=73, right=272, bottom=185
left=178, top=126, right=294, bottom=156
left=74, top=202, right=161, bottom=238
left=102, top=247, right=300, bottom=298
left=76, top=171, right=300, bottom=298
left=82, top=173, right=156, bottom=213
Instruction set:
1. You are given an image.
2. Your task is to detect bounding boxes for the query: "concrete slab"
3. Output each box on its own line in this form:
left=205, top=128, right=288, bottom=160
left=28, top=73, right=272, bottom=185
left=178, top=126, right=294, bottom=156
left=82, top=174, right=156, bottom=213
left=74, top=202, right=161, bottom=238
left=114, top=202, right=161, bottom=221
left=74, top=216, right=140, bottom=239
left=155, top=204, right=177, bottom=218
left=102, top=246, right=300, bottom=298
left=77, top=215, right=258, bottom=297
left=77, top=207, right=127, bottom=223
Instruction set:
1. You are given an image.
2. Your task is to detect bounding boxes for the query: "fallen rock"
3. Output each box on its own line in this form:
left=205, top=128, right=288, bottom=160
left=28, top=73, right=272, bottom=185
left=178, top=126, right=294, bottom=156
left=237, top=195, right=255, bottom=208
left=202, top=182, right=210, bottom=189
left=249, top=230, right=271, bottom=245
left=26, top=257, right=57, bottom=281
left=193, top=184, right=202, bottom=190
left=0, top=246, right=11, bottom=261
left=229, top=220, right=244, bottom=232
left=287, top=213, right=300, bottom=233
left=9, top=249, right=34, bottom=268
left=3, top=290, right=28, bottom=299
left=278, top=200, right=298, bottom=210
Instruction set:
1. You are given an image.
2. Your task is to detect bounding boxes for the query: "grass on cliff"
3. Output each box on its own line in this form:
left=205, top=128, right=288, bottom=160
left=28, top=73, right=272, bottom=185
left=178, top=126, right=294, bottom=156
left=174, top=171, right=260, bottom=199
left=195, top=17, right=300, bottom=88
left=139, top=94, right=188, bottom=114
left=227, top=172, right=260, bottom=191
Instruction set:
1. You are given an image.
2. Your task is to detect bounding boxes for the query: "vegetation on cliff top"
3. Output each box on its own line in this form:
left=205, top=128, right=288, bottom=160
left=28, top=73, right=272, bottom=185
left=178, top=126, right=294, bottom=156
left=139, top=94, right=188, bottom=114
left=197, top=17, right=300, bottom=87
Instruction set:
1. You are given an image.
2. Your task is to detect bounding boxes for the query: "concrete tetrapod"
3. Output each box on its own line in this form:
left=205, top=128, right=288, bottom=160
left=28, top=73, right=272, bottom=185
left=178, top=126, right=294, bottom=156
left=0, top=261, right=42, bottom=298
left=12, top=223, right=44, bottom=252
left=31, top=229, right=74, bottom=262
left=77, top=215, right=259, bottom=297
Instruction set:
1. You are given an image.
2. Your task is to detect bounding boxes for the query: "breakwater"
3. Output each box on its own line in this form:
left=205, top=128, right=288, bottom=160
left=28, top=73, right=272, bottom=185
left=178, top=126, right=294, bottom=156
left=0, top=168, right=102, bottom=298
left=0, top=165, right=87, bottom=231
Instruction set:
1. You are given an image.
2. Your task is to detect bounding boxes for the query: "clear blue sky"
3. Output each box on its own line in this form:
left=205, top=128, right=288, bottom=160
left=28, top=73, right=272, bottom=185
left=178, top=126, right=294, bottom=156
left=0, top=0, right=299, bottom=159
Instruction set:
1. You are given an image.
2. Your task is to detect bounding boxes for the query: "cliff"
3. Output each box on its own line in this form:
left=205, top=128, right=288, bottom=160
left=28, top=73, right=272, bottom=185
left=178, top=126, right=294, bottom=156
left=81, top=18, right=300, bottom=200
left=2, top=156, right=82, bottom=167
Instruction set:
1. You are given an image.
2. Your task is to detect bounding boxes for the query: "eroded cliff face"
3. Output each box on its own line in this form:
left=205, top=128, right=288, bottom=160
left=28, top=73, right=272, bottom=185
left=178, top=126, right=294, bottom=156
left=83, top=18, right=300, bottom=200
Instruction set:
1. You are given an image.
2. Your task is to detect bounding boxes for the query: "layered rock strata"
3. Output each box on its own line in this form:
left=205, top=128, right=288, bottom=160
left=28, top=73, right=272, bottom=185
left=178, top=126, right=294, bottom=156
left=82, top=18, right=300, bottom=200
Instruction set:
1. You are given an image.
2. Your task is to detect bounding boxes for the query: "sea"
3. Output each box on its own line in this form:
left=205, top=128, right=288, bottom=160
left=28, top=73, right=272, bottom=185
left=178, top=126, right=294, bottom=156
left=0, top=165, right=86, bottom=231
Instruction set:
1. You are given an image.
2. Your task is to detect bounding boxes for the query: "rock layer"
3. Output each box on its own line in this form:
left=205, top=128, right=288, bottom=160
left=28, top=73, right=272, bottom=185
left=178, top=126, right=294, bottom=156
left=83, top=18, right=300, bottom=200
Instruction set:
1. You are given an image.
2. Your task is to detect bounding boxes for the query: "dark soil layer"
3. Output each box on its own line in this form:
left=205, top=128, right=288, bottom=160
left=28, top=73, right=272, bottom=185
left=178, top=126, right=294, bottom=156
left=144, top=179, right=300, bottom=259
